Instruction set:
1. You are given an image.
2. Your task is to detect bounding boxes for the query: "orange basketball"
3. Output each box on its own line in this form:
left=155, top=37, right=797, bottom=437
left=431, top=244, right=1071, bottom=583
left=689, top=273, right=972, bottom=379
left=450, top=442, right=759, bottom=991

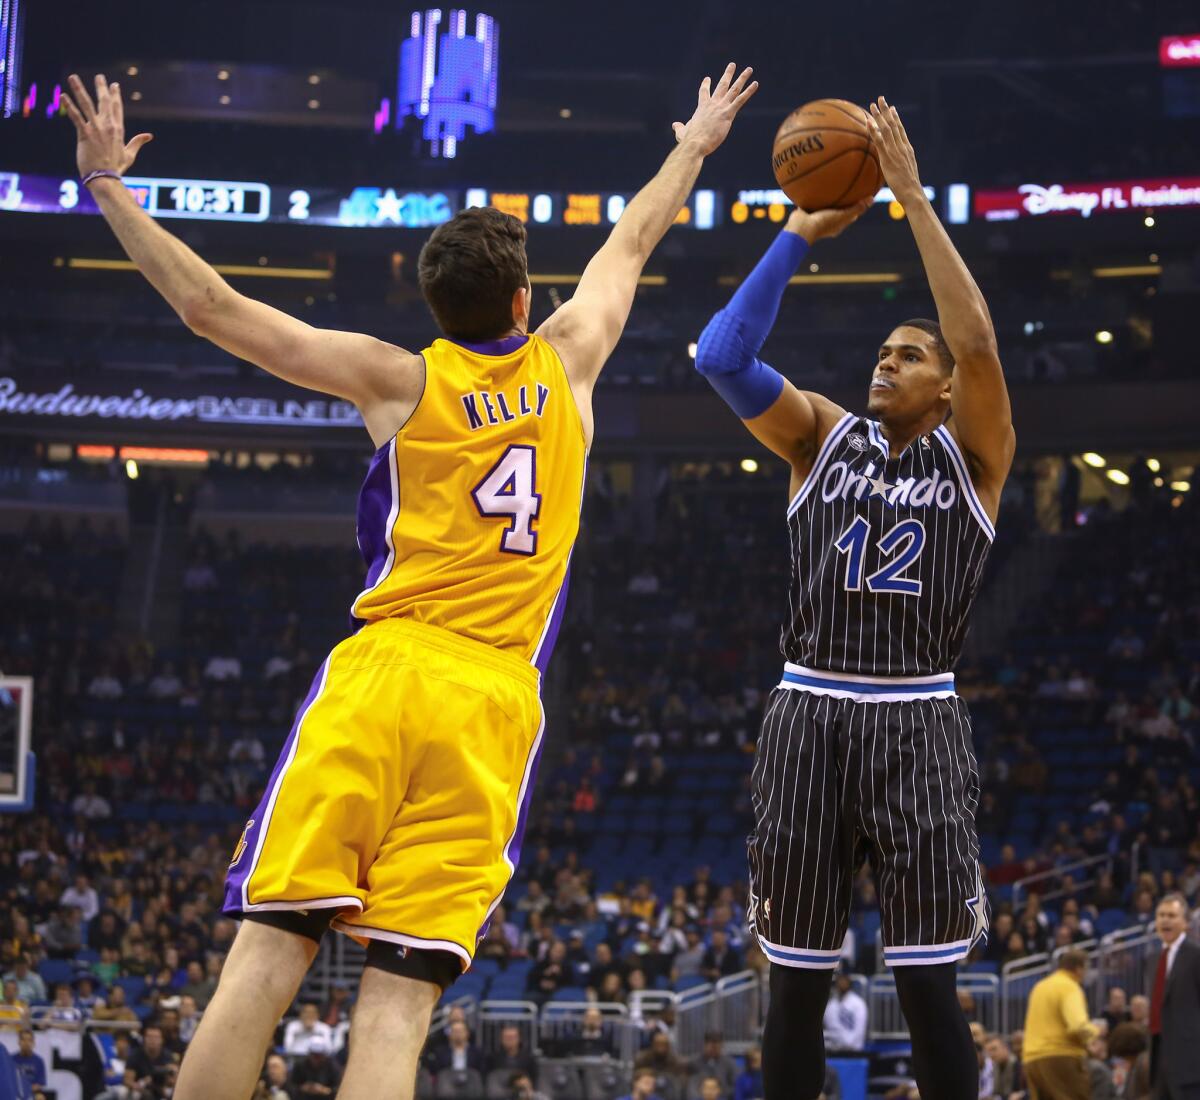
left=771, top=99, right=883, bottom=210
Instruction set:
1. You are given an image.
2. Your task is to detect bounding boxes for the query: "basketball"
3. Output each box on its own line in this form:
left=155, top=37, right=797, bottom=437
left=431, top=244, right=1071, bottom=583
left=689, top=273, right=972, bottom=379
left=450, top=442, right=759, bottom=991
left=771, top=98, right=883, bottom=210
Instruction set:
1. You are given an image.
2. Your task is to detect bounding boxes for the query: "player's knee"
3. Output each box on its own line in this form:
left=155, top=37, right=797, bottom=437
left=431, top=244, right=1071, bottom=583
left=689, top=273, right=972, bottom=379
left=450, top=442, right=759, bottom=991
left=892, top=962, right=963, bottom=1029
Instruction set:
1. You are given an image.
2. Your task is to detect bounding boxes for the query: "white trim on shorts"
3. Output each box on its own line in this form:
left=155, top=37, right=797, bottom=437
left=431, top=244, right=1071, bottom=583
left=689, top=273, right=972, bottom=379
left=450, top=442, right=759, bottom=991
left=330, top=922, right=472, bottom=969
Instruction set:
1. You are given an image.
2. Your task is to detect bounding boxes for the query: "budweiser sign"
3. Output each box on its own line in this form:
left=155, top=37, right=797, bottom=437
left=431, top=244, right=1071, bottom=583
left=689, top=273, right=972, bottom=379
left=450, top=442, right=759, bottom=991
left=974, top=178, right=1200, bottom=220
left=1161, top=35, right=1200, bottom=68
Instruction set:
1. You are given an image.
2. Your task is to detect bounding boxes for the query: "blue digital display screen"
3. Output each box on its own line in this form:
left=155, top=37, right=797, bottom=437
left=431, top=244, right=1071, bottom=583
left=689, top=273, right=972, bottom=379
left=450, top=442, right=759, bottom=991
left=398, top=9, right=498, bottom=159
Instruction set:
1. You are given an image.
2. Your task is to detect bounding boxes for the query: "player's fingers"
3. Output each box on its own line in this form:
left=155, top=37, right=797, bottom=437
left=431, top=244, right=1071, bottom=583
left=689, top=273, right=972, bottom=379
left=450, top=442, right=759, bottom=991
left=727, top=66, right=753, bottom=98
left=63, top=94, right=87, bottom=134
left=95, top=73, right=109, bottom=113
left=69, top=74, right=97, bottom=121
left=731, top=80, right=759, bottom=111
left=697, top=76, right=711, bottom=105
left=126, top=133, right=153, bottom=154
left=715, top=61, right=736, bottom=95
left=672, top=121, right=686, bottom=143
left=110, top=82, right=124, bottom=131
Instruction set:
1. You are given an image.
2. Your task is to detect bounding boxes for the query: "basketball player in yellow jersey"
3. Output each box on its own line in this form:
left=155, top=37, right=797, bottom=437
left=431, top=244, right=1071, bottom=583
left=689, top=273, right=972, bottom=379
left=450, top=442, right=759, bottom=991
left=65, top=64, right=757, bottom=1099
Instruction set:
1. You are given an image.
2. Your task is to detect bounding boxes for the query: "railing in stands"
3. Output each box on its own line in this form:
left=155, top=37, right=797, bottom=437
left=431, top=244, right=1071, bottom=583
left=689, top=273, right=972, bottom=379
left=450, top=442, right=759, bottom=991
left=1011, top=853, right=1114, bottom=908
left=867, top=973, right=1001, bottom=1041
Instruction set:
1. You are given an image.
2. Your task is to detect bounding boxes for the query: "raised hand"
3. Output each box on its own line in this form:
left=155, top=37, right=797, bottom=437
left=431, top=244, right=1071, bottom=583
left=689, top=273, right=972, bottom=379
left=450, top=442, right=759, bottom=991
left=786, top=198, right=873, bottom=244
left=867, top=96, right=923, bottom=205
left=63, top=73, right=153, bottom=180
left=672, top=63, right=759, bottom=157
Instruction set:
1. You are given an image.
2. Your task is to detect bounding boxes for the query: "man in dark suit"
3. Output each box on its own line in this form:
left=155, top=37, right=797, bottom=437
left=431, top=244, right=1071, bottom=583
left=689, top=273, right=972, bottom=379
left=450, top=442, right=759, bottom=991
left=1150, top=893, right=1200, bottom=1100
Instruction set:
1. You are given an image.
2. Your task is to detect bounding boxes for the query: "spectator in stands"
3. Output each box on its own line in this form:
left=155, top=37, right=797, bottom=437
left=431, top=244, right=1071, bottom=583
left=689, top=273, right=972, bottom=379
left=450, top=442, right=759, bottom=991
left=984, top=1034, right=1016, bottom=1098
left=127, top=1024, right=178, bottom=1093
left=507, top=1071, right=550, bottom=1100
left=89, top=911, right=127, bottom=954
left=588, top=942, right=625, bottom=996
left=283, top=1003, right=334, bottom=1056
left=93, top=984, right=138, bottom=1027
left=696, top=1077, right=725, bottom=1100
left=688, top=1032, right=737, bottom=1099
left=527, top=940, right=571, bottom=1005
left=431, top=1019, right=485, bottom=1075
left=0, top=979, right=28, bottom=1028
left=2, top=956, right=45, bottom=1005
left=1129, top=994, right=1150, bottom=1030
left=672, top=928, right=707, bottom=982
left=490, top=1023, right=538, bottom=1077
left=700, top=929, right=741, bottom=981
left=823, top=968, right=868, bottom=1052
left=517, top=880, right=551, bottom=919
left=60, top=874, right=99, bottom=922
left=570, top=1007, right=610, bottom=1057
left=87, top=664, right=124, bottom=699
left=47, top=981, right=84, bottom=1028
left=289, top=1034, right=341, bottom=1097
left=179, top=958, right=217, bottom=1009
left=985, top=912, right=1015, bottom=964
left=1023, top=949, right=1098, bottom=1099
left=1086, top=1026, right=1118, bottom=1100
left=12, top=1028, right=46, bottom=1097
left=178, top=994, right=200, bottom=1045
left=1107, top=1022, right=1151, bottom=1100
left=40, top=905, right=83, bottom=957
left=256, top=1052, right=294, bottom=1100
left=317, top=983, right=351, bottom=1029
left=635, top=1031, right=689, bottom=1088
left=733, top=1048, right=762, bottom=1100
left=620, top=1066, right=666, bottom=1100
left=1102, top=987, right=1131, bottom=1033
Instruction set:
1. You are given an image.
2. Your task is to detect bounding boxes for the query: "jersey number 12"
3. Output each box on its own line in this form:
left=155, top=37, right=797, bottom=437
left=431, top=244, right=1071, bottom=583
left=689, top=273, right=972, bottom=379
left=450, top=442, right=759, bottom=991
left=835, top=516, right=925, bottom=595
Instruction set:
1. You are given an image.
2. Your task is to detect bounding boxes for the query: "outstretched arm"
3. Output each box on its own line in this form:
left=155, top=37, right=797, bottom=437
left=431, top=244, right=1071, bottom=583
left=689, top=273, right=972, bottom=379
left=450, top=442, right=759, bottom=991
left=64, top=74, right=420, bottom=447
left=538, top=63, right=757, bottom=395
left=694, top=203, right=868, bottom=474
left=869, top=97, right=1015, bottom=497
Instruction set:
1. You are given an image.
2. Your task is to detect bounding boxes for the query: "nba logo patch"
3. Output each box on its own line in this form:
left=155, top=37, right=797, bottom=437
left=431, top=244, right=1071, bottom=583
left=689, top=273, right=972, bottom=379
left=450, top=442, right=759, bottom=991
left=846, top=434, right=868, bottom=452
left=230, top=819, right=255, bottom=866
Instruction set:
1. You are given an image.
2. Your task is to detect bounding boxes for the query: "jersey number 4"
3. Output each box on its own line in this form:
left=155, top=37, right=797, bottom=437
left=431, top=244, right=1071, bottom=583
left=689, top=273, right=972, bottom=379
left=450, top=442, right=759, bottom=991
left=472, top=445, right=541, bottom=556
left=835, top=516, right=925, bottom=596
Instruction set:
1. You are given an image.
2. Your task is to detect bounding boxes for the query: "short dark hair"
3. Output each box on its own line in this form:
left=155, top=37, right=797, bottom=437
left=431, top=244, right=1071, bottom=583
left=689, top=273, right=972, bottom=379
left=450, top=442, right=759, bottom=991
left=1057, top=948, right=1089, bottom=972
left=418, top=207, right=529, bottom=341
left=1108, top=1022, right=1148, bottom=1058
left=897, top=318, right=955, bottom=374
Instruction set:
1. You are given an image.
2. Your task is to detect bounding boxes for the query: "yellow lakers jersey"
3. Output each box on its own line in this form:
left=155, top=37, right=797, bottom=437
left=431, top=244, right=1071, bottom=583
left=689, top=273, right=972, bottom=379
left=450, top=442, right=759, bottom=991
left=350, top=333, right=587, bottom=670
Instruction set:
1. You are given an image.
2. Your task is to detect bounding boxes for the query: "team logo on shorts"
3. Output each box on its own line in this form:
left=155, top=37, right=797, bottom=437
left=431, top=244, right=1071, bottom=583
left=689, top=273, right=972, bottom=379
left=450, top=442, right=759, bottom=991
left=230, top=819, right=255, bottom=866
left=845, top=433, right=868, bottom=452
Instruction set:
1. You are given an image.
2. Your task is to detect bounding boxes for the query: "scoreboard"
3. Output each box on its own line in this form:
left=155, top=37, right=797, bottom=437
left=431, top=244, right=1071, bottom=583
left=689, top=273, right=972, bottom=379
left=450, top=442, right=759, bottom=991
left=0, top=171, right=721, bottom=230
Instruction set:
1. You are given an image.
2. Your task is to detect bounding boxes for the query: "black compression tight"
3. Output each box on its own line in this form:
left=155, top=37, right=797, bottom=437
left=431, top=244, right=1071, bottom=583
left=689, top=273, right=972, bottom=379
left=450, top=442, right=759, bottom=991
left=893, top=962, right=978, bottom=1100
left=762, top=964, right=832, bottom=1100
left=761, top=961, right=977, bottom=1100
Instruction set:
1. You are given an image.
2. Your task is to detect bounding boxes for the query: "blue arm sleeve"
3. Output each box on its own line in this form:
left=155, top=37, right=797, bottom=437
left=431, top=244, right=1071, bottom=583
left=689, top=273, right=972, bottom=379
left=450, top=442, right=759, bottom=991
left=695, top=230, right=810, bottom=419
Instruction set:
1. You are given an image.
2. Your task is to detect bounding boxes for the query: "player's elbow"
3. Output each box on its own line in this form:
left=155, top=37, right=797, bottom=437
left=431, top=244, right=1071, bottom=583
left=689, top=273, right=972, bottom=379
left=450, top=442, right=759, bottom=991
left=179, top=285, right=235, bottom=336
left=695, top=311, right=745, bottom=377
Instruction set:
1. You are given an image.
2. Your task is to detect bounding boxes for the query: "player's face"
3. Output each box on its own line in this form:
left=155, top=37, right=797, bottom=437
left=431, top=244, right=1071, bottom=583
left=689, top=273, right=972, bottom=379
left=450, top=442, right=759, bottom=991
left=867, top=327, right=951, bottom=421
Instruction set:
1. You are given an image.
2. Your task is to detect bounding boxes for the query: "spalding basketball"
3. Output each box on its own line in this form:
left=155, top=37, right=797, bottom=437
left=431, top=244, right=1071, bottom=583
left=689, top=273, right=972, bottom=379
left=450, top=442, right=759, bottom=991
left=771, top=99, right=883, bottom=210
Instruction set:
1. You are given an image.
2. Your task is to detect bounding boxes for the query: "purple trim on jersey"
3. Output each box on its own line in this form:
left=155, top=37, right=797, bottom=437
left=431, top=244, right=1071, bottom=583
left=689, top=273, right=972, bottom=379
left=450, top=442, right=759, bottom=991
left=223, top=663, right=326, bottom=915
left=533, top=566, right=571, bottom=674
left=356, top=442, right=395, bottom=576
left=451, top=334, right=529, bottom=357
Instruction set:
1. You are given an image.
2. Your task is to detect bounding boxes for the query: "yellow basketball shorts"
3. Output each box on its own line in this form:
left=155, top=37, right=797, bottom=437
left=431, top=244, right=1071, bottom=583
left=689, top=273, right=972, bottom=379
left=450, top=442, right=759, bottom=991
left=222, top=618, right=544, bottom=970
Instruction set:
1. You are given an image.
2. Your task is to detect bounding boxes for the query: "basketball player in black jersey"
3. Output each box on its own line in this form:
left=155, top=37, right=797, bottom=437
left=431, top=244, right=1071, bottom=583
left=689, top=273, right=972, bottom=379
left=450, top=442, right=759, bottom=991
left=695, top=98, right=1014, bottom=1100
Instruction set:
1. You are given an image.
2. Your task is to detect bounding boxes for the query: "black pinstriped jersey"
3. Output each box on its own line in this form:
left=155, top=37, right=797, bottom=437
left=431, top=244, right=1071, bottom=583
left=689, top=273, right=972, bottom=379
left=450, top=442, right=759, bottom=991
left=782, top=413, right=995, bottom=677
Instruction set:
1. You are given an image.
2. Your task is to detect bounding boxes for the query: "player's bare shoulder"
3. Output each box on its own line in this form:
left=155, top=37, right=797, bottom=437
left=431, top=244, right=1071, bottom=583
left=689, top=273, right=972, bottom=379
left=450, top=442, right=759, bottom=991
left=790, top=390, right=849, bottom=483
left=356, top=342, right=427, bottom=447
